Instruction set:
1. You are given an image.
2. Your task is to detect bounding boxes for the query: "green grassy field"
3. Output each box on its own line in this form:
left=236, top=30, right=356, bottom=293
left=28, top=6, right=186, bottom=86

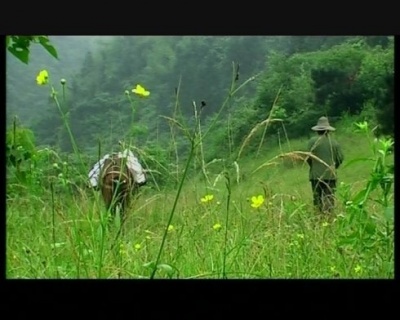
left=6, top=122, right=394, bottom=279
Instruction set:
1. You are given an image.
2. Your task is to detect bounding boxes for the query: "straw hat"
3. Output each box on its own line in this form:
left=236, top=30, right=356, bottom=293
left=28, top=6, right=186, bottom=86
left=311, top=116, right=336, bottom=131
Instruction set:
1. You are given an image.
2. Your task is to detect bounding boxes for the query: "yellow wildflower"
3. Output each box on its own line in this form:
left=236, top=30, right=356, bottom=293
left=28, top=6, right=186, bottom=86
left=251, top=195, right=264, bottom=208
left=132, top=84, right=150, bottom=97
left=36, top=70, right=49, bottom=85
left=213, top=223, right=222, bottom=231
left=354, top=265, right=362, bottom=273
left=134, top=243, right=141, bottom=251
left=167, top=225, right=174, bottom=232
left=201, top=194, right=214, bottom=203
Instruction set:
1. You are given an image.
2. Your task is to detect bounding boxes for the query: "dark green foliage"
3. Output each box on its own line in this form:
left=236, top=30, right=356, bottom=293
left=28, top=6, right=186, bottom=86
left=6, top=118, right=36, bottom=167
left=375, top=73, right=394, bottom=136
left=6, top=36, right=394, bottom=192
left=7, top=36, right=58, bottom=64
left=253, top=39, right=393, bottom=139
left=363, top=36, right=392, bottom=49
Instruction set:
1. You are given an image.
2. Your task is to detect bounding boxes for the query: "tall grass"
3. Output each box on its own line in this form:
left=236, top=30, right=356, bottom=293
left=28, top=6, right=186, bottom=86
left=6, top=67, right=394, bottom=279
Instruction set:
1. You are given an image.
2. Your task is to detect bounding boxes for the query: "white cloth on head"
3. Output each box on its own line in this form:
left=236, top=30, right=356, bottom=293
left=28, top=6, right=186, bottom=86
left=88, top=149, right=146, bottom=187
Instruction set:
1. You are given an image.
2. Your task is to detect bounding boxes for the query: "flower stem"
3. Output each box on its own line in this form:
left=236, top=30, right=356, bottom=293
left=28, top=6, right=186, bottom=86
left=150, top=141, right=196, bottom=279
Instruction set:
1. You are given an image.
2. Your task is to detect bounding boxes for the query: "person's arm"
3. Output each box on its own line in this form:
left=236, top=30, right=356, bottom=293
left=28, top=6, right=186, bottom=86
left=306, top=138, right=314, bottom=167
left=334, top=142, right=344, bottom=168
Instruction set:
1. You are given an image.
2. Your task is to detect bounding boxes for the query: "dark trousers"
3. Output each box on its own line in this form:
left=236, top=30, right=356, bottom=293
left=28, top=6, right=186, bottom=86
left=310, top=179, right=337, bottom=213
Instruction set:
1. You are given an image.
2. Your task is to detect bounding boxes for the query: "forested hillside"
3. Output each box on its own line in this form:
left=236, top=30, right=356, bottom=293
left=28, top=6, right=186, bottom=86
left=7, top=35, right=394, bottom=162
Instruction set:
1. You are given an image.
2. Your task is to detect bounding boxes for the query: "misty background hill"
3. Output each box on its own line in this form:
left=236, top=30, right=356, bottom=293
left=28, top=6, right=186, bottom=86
left=6, top=35, right=393, bottom=162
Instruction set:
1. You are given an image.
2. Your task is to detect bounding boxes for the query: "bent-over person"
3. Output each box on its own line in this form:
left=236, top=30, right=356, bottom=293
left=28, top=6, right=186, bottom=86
left=88, top=141, right=147, bottom=191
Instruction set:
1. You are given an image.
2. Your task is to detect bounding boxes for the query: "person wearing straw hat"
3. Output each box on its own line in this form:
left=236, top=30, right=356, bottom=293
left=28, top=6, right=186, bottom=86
left=87, top=140, right=147, bottom=190
left=306, top=116, right=344, bottom=214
